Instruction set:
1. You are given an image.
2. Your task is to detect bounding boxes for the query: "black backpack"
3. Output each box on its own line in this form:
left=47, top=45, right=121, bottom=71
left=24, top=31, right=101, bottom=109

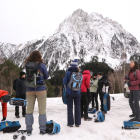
left=13, top=79, right=17, bottom=91
left=25, top=62, right=45, bottom=88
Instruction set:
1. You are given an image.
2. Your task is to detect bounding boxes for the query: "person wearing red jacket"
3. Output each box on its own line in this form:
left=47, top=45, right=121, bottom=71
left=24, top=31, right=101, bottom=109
left=125, top=61, right=140, bottom=122
left=81, top=70, right=92, bottom=121
left=0, top=90, right=11, bottom=121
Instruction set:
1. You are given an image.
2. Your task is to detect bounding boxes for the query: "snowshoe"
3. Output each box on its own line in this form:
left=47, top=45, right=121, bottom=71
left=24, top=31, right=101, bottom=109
left=9, top=98, right=27, bottom=106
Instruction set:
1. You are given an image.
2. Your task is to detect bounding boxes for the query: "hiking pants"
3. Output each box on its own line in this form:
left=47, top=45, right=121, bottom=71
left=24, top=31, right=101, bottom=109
left=81, top=92, right=88, bottom=119
left=25, top=90, right=47, bottom=131
left=91, top=92, right=98, bottom=110
left=98, top=91, right=104, bottom=111
left=67, top=94, right=81, bottom=126
left=129, top=90, right=140, bottom=118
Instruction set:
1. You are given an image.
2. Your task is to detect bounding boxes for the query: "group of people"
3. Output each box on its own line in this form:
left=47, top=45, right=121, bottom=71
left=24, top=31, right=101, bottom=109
left=63, top=59, right=109, bottom=127
left=0, top=51, right=140, bottom=136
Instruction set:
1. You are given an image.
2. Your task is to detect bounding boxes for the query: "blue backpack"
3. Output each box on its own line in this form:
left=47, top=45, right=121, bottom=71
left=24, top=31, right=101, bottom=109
left=94, top=111, right=105, bottom=122
left=103, top=93, right=110, bottom=111
left=0, top=121, right=21, bottom=133
left=46, top=120, right=60, bottom=134
left=62, top=84, right=67, bottom=105
left=122, top=121, right=140, bottom=129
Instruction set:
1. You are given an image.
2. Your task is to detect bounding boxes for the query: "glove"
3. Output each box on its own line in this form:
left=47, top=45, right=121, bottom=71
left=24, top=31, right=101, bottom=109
left=125, top=76, right=129, bottom=80
left=127, top=82, right=132, bottom=86
left=1, top=117, right=6, bottom=121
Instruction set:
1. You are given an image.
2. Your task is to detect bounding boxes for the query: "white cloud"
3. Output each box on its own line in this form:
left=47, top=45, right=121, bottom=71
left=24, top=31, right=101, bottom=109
left=0, top=0, right=140, bottom=44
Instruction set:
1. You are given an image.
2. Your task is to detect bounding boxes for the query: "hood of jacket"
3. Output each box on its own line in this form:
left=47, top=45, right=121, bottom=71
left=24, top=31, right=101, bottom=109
left=83, top=70, right=90, bottom=75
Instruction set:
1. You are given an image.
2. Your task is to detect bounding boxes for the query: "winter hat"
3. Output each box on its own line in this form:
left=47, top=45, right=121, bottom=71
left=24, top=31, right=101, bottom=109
left=20, top=72, right=26, bottom=78
left=1, top=94, right=11, bottom=103
left=93, top=73, right=97, bottom=76
left=71, top=59, right=78, bottom=67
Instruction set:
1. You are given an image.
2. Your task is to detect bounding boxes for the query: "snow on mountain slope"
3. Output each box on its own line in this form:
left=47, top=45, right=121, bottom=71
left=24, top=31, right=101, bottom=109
left=0, top=94, right=140, bottom=140
left=0, top=39, right=38, bottom=59
left=7, top=9, right=140, bottom=71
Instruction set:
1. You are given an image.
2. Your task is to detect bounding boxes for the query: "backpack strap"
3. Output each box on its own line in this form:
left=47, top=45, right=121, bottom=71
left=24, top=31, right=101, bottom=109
left=134, top=69, right=138, bottom=78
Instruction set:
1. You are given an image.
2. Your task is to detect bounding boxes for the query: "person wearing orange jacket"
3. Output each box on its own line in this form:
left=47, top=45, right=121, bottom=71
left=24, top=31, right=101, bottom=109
left=0, top=90, right=11, bottom=121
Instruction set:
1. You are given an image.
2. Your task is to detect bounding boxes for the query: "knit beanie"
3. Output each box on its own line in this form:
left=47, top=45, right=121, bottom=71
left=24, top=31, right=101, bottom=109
left=1, top=94, right=11, bottom=103
left=20, top=72, right=26, bottom=78
left=71, top=59, right=78, bottom=67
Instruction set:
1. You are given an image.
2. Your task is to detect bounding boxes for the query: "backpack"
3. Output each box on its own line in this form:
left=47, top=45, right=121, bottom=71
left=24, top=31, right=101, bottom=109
left=67, top=72, right=83, bottom=91
left=94, top=111, right=105, bottom=122
left=13, top=79, right=17, bottom=91
left=103, top=93, right=110, bottom=111
left=0, top=121, right=21, bottom=133
left=62, top=84, right=67, bottom=105
left=46, top=120, right=60, bottom=134
left=25, top=62, right=45, bottom=88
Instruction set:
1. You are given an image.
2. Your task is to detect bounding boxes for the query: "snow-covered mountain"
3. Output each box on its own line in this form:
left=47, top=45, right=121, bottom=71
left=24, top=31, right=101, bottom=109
left=2, top=9, right=140, bottom=70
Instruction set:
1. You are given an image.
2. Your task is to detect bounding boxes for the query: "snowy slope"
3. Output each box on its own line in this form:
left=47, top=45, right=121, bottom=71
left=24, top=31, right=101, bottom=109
left=8, top=9, right=140, bottom=72
left=0, top=94, right=140, bottom=140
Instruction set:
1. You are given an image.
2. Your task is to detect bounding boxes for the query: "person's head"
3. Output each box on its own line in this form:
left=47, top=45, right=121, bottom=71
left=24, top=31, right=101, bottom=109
left=97, top=72, right=104, bottom=79
left=25, top=50, right=43, bottom=64
left=93, top=73, right=97, bottom=79
left=20, top=72, right=26, bottom=78
left=130, top=60, right=139, bottom=71
left=71, top=59, right=78, bottom=67
left=0, top=94, right=11, bottom=103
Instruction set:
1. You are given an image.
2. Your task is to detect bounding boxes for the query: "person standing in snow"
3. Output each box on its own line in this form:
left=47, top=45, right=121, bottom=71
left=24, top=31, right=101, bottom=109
left=63, top=59, right=82, bottom=127
left=81, top=70, right=92, bottom=121
left=25, top=50, right=49, bottom=135
left=90, top=73, right=99, bottom=110
left=125, top=60, right=140, bottom=122
left=15, top=72, right=26, bottom=118
left=0, top=90, right=11, bottom=121
left=97, top=72, right=109, bottom=113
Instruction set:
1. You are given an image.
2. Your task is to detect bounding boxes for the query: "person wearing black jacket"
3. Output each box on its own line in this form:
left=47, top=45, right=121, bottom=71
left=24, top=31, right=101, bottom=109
left=97, top=72, right=109, bottom=113
left=15, top=72, right=26, bottom=118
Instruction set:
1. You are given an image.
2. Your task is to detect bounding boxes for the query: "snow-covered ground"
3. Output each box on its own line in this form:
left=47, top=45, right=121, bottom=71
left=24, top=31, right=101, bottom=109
left=0, top=94, right=140, bottom=140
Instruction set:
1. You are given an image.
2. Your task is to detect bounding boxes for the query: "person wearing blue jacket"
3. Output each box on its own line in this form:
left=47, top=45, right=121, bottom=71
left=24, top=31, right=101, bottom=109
left=63, top=59, right=81, bottom=127
left=24, top=50, right=49, bottom=136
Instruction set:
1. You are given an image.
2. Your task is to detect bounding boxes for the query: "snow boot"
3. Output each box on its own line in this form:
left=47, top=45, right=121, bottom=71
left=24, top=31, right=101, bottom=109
left=129, top=114, right=135, bottom=117
left=27, top=131, right=32, bottom=136
left=67, top=124, right=73, bottom=127
left=129, top=117, right=140, bottom=122
left=84, top=116, right=92, bottom=121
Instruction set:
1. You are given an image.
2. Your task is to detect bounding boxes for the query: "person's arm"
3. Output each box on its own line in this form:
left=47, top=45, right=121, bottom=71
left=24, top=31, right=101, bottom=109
left=42, top=64, right=49, bottom=80
left=63, top=71, right=70, bottom=85
left=86, top=75, right=90, bottom=89
left=131, top=70, right=140, bottom=85
left=2, top=103, right=7, bottom=119
left=16, top=79, right=20, bottom=96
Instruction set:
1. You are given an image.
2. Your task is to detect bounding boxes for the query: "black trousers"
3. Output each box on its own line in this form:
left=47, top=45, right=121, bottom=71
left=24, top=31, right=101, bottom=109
left=67, top=94, right=81, bottom=125
left=81, top=92, right=88, bottom=118
left=98, top=91, right=104, bottom=111
left=15, top=94, right=26, bottom=116
left=129, top=90, right=140, bottom=118
left=91, top=92, right=98, bottom=110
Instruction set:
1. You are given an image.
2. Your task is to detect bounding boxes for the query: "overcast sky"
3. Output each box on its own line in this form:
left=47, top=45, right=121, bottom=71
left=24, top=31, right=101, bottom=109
left=0, top=0, right=140, bottom=44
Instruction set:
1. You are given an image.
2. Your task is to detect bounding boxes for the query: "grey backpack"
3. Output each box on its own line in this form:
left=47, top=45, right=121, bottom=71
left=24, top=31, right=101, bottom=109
left=25, top=62, right=45, bottom=88
left=68, top=72, right=83, bottom=91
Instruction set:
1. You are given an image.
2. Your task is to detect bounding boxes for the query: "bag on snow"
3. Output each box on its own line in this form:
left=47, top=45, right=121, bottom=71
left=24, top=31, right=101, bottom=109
left=0, top=121, right=21, bottom=133
left=122, top=121, right=140, bottom=129
left=13, top=79, right=18, bottom=91
left=67, top=72, right=83, bottom=91
left=25, top=62, right=45, bottom=88
left=62, top=84, right=67, bottom=105
left=103, top=93, right=110, bottom=111
left=88, top=108, right=96, bottom=114
left=94, top=111, right=105, bottom=122
left=9, top=98, right=27, bottom=106
left=46, top=120, right=60, bottom=134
